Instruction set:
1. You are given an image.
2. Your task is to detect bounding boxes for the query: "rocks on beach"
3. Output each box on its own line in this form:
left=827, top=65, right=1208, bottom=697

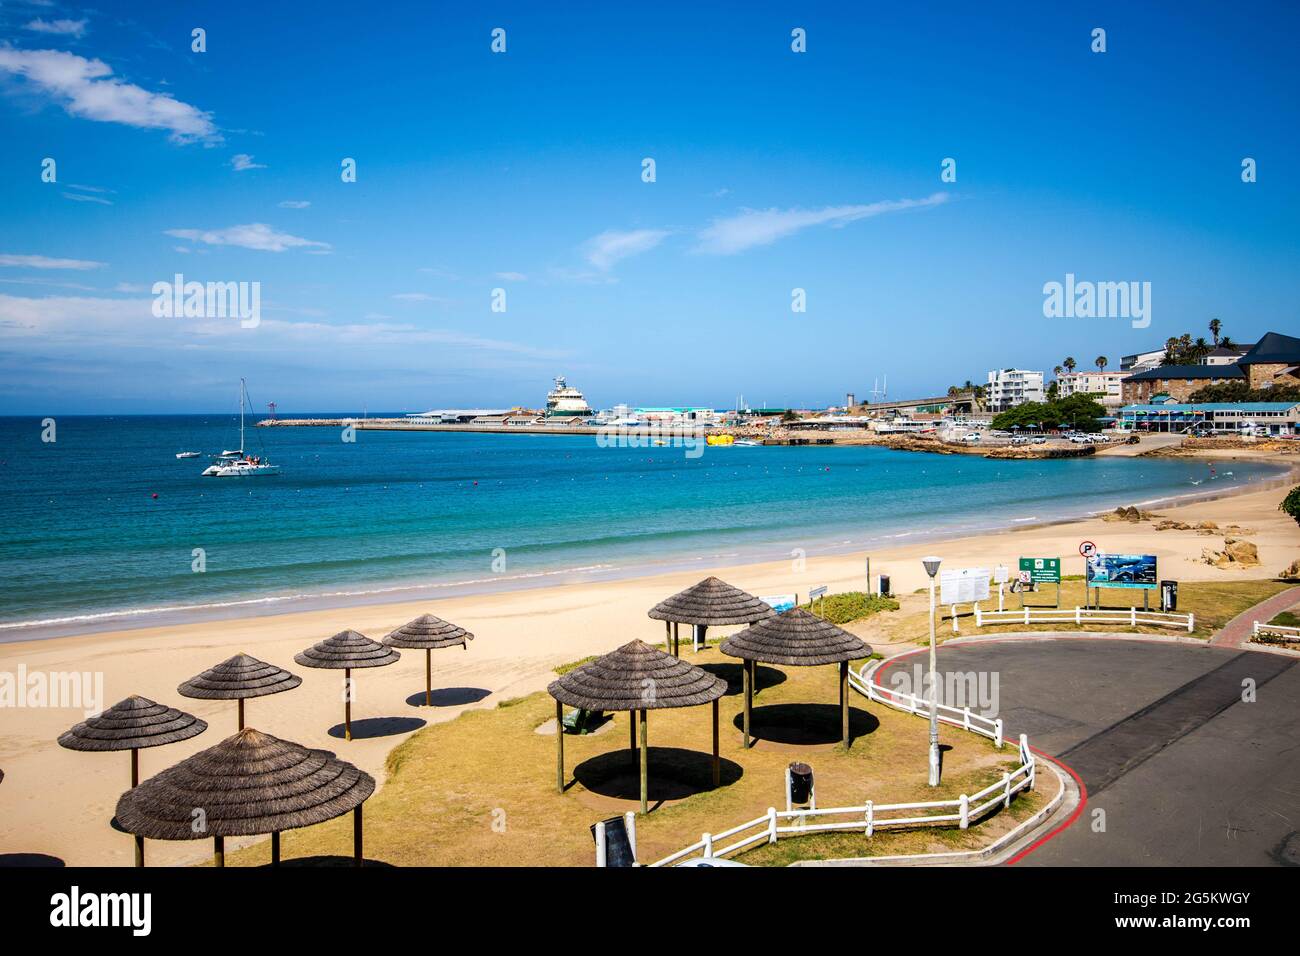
left=1200, top=537, right=1261, bottom=569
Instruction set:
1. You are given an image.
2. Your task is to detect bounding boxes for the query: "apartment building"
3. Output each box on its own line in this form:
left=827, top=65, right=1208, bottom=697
left=986, top=368, right=1045, bottom=412
left=1056, top=370, right=1129, bottom=409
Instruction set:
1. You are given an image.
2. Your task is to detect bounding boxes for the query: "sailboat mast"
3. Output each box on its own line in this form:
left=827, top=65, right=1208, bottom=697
left=239, top=378, right=246, bottom=453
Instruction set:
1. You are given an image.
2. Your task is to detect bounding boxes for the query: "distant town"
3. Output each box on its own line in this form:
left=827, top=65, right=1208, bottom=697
left=263, top=327, right=1300, bottom=447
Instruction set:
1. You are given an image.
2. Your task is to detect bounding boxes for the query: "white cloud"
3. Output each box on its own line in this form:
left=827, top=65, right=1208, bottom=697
left=583, top=228, right=670, bottom=270
left=0, top=48, right=218, bottom=143
left=418, top=266, right=459, bottom=280
left=695, top=193, right=950, bottom=255
left=62, top=191, right=112, bottom=205
left=229, top=153, right=266, bottom=172
left=278, top=200, right=310, bottom=209
left=494, top=271, right=527, bottom=282
left=391, top=292, right=433, bottom=301
left=24, top=18, right=87, bottom=38
left=114, top=282, right=148, bottom=293
left=164, top=223, right=330, bottom=253
left=0, top=253, right=105, bottom=270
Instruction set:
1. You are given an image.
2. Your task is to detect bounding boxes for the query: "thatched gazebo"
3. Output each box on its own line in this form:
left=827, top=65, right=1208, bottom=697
left=548, top=639, right=727, bottom=814
left=294, top=630, right=400, bottom=740
left=177, top=654, right=301, bottom=730
left=721, top=608, right=870, bottom=749
left=115, top=727, right=375, bottom=867
left=58, top=695, right=207, bottom=866
left=648, top=576, right=774, bottom=655
left=383, top=614, right=474, bottom=707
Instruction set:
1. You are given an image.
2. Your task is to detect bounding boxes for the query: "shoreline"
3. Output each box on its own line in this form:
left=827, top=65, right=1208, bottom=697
left=1, top=457, right=1297, bottom=866
left=3, top=455, right=1294, bottom=644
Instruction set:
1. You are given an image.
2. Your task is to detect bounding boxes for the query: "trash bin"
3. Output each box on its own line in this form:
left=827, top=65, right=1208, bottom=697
left=788, top=762, right=814, bottom=805
left=592, top=816, right=636, bottom=867
left=1160, top=580, right=1178, bottom=612
left=876, top=574, right=891, bottom=598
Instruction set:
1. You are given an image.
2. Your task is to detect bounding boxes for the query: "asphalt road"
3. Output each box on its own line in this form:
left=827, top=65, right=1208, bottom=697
left=896, top=638, right=1300, bottom=866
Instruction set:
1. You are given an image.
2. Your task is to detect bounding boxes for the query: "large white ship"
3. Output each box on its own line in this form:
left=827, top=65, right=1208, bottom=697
left=545, top=376, right=593, bottom=418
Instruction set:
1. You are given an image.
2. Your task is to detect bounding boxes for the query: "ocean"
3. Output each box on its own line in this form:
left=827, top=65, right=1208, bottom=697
left=0, top=415, right=1285, bottom=639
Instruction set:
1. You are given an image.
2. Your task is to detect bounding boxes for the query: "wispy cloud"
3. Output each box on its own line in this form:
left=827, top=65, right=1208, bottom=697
left=583, top=228, right=670, bottom=271
left=229, top=153, right=266, bottom=172
left=695, top=193, right=950, bottom=255
left=494, top=271, right=527, bottom=282
left=24, top=18, right=88, bottom=38
left=278, top=200, right=310, bottom=209
left=0, top=48, right=218, bottom=143
left=391, top=292, right=434, bottom=301
left=62, top=191, right=112, bottom=205
left=164, top=223, right=330, bottom=253
left=0, top=253, right=105, bottom=270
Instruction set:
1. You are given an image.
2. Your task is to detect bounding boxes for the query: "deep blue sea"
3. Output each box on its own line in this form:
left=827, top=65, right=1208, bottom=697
left=0, top=416, right=1286, bottom=638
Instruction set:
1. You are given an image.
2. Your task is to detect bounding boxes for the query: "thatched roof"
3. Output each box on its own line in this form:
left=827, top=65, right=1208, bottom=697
left=58, top=696, right=207, bottom=752
left=721, top=608, right=870, bottom=666
left=177, top=654, right=302, bottom=700
left=548, top=639, right=726, bottom=711
left=115, top=727, right=374, bottom=840
left=647, top=576, right=775, bottom=626
left=383, top=614, right=474, bottom=650
left=294, top=630, right=400, bottom=669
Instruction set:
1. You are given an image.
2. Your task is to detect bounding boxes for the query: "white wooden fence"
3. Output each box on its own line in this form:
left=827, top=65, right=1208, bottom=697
left=973, top=605, right=1194, bottom=632
left=1252, top=621, right=1300, bottom=642
left=638, top=659, right=1032, bottom=867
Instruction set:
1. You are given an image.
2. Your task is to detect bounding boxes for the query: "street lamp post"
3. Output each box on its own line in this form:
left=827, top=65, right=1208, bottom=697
left=922, top=556, right=942, bottom=786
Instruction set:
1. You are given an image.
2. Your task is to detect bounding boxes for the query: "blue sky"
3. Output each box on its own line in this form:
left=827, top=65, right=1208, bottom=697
left=0, top=1, right=1297, bottom=414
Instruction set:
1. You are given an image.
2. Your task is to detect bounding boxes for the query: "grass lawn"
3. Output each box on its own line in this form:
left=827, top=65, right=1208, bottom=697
left=879, top=579, right=1294, bottom=644
left=222, top=644, right=1043, bottom=867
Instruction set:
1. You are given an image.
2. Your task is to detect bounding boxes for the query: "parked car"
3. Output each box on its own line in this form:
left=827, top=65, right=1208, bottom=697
left=1125, top=435, right=1140, bottom=445
left=962, top=432, right=982, bottom=443
left=1069, top=434, right=1092, bottom=444
left=1031, top=436, right=1047, bottom=444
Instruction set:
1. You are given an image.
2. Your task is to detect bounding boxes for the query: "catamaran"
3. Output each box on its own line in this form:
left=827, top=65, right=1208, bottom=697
left=202, top=379, right=281, bottom=477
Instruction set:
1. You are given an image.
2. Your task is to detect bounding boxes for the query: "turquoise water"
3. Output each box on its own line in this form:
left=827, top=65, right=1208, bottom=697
left=0, top=416, right=1285, bottom=638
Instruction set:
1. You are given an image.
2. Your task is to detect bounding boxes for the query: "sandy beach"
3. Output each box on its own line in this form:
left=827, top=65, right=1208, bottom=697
left=2, top=461, right=1297, bottom=867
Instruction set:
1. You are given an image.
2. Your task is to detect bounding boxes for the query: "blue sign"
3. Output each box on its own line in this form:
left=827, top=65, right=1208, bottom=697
left=1086, top=553, right=1158, bottom=589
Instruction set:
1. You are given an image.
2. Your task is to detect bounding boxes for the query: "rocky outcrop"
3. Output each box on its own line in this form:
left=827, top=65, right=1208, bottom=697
left=1104, top=506, right=1157, bottom=523
left=1201, top=537, right=1261, bottom=569
left=1280, top=559, right=1300, bottom=581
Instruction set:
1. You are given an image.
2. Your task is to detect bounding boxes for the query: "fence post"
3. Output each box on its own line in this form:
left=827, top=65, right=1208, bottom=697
left=951, top=605, right=959, bottom=634
left=1130, top=607, right=1137, bottom=626
left=767, top=807, right=777, bottom=844
left=1075, top=606, right=1081, bottom=625
left=959, top=794, right=969, bottom=829
left=1252, top=620, right=1259, bottom=636
left=994, top=718, right=1004, bottom=749
left=1002, top=772, right=1012, bottom=809
left=865, top=800, right=874, bottom=837
left=975, top=606, right=982, bottom=627
left=625, top=811, right=637, bottom=863
left=1188, top=613, right=1195, bottom=633
left=702, top=832, right=713, bottom=858
left=963, top=707, right=971, bottom=730
left=1024, top=606, right=1030, bottom=626
left=594, top=820, right=607, bottom=867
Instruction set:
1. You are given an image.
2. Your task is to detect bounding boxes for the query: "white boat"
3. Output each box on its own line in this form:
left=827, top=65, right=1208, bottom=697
left=175, top=451, right=202, bottom=459
left=732, top=439, right=761, bottom=446
left=202, top=379, right=281, bottom=477
left=545, top=376, right=593, bottom=418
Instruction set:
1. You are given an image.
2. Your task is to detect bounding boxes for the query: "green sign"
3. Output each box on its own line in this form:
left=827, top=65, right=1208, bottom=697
left=1019, top=557, right=1061, bottom=583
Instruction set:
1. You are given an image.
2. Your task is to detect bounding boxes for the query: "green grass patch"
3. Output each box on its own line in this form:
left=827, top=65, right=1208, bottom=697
left=800, top=591, right=900, bottom=624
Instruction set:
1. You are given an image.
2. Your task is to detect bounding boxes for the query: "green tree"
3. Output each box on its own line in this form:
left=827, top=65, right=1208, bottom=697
left=1095, top=355, right=1108, bottom=372
left=1282, top=486, right=1300, bottom=527
left=1209, top=318, right=1222, bottom=345
left=1063, top=356, right=1077, bottom=373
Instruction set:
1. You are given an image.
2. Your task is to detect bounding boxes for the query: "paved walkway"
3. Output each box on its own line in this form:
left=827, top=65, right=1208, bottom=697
left=1210, top=585, right=1300, bottom=647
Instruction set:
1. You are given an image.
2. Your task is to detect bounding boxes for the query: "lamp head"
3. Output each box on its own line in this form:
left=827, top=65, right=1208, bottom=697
left=922, top=556, right=942, bottom=578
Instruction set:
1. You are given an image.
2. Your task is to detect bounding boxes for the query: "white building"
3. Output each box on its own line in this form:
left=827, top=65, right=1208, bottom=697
left=986, top=369, right=1045, bottom=412
left=1057, top=370, right=1129, bottom=408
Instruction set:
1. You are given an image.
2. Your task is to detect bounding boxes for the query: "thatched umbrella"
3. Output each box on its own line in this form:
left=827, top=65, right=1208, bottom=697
left=58, top=695, right=207, bottom=866
left=295, top=630, right=400, bottom=741
left=177, top=654, right=301, bottom=730
left=648, top=576, right=774, bottom=656
left=721, top=608, right=870, bottom=749
left=548, top=639, right=727, bottom=814
left=115, top=727, right=375, bottom=868
left=383, top=614, right=474, bottom=706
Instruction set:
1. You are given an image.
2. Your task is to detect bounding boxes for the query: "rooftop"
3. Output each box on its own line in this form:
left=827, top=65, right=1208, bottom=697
left=1238, top=331, right=1300, bottom=365
left=1124, top=364, right=1245, bottom=381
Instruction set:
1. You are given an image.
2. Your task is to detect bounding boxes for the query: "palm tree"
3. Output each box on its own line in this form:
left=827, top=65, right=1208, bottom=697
left=1193, top=337, right=1210, bottom=362
left=1063, top=357, right=1077, bottom=373
left=1220, top=335, right=1236, bottom=351
left=1053, top=365, right=1063, bottom=380
left=1209, top=318, right=1222, bottom=345
left=1095, top=356, right=1108, bottom=372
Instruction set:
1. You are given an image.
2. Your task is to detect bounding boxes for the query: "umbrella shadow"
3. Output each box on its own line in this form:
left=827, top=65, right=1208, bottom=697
left=267, top=855, right=396, bottom=868
left=405, top=686, right=491, bottom=708
left=732, top=703, right=878, bottom=746
left=327, top=716, right=426, bottom=740
left=573, top=746, right=743, bottom=802
left=697, top=662, right=787, bottom=696
left=0, top=853, right=65, bottom=867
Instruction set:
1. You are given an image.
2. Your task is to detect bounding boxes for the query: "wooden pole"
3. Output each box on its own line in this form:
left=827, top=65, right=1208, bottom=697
left=840, top=660, right=850, bottom=749
left=665, top=620, right=673, bottom=656
left=214, top=835, right=225, bottom=868
left=134, top=835, right=144, bottom=868
left=271, top=831, right=280, bottom=867
left=238, top=697, right=245, bottom=731
left=639, top=708, right=648, bottom=814
left=629, top=710, right=636, bottom=750
left=743, top=659, right=752, bottom=748
left=425, top=648, right=432, bottom=707
left=555, top=699, right=564, bottom=792
left=130, top=748, right=138, bottom=788
left=712, top=698, right=720, bottom=788
left=344, top=667, right=352, bottom=741
left=673, top=622, right=679, bottom=656
left=353, top=805, right=363, bottom=867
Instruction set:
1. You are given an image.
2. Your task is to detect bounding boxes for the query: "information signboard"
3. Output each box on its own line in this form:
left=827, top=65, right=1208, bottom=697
left=1019, top=557, right=1061, bottom=584
left=1085, top=554, right=1158, bottom=590
left=939, top=568, right=991, bottom=605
